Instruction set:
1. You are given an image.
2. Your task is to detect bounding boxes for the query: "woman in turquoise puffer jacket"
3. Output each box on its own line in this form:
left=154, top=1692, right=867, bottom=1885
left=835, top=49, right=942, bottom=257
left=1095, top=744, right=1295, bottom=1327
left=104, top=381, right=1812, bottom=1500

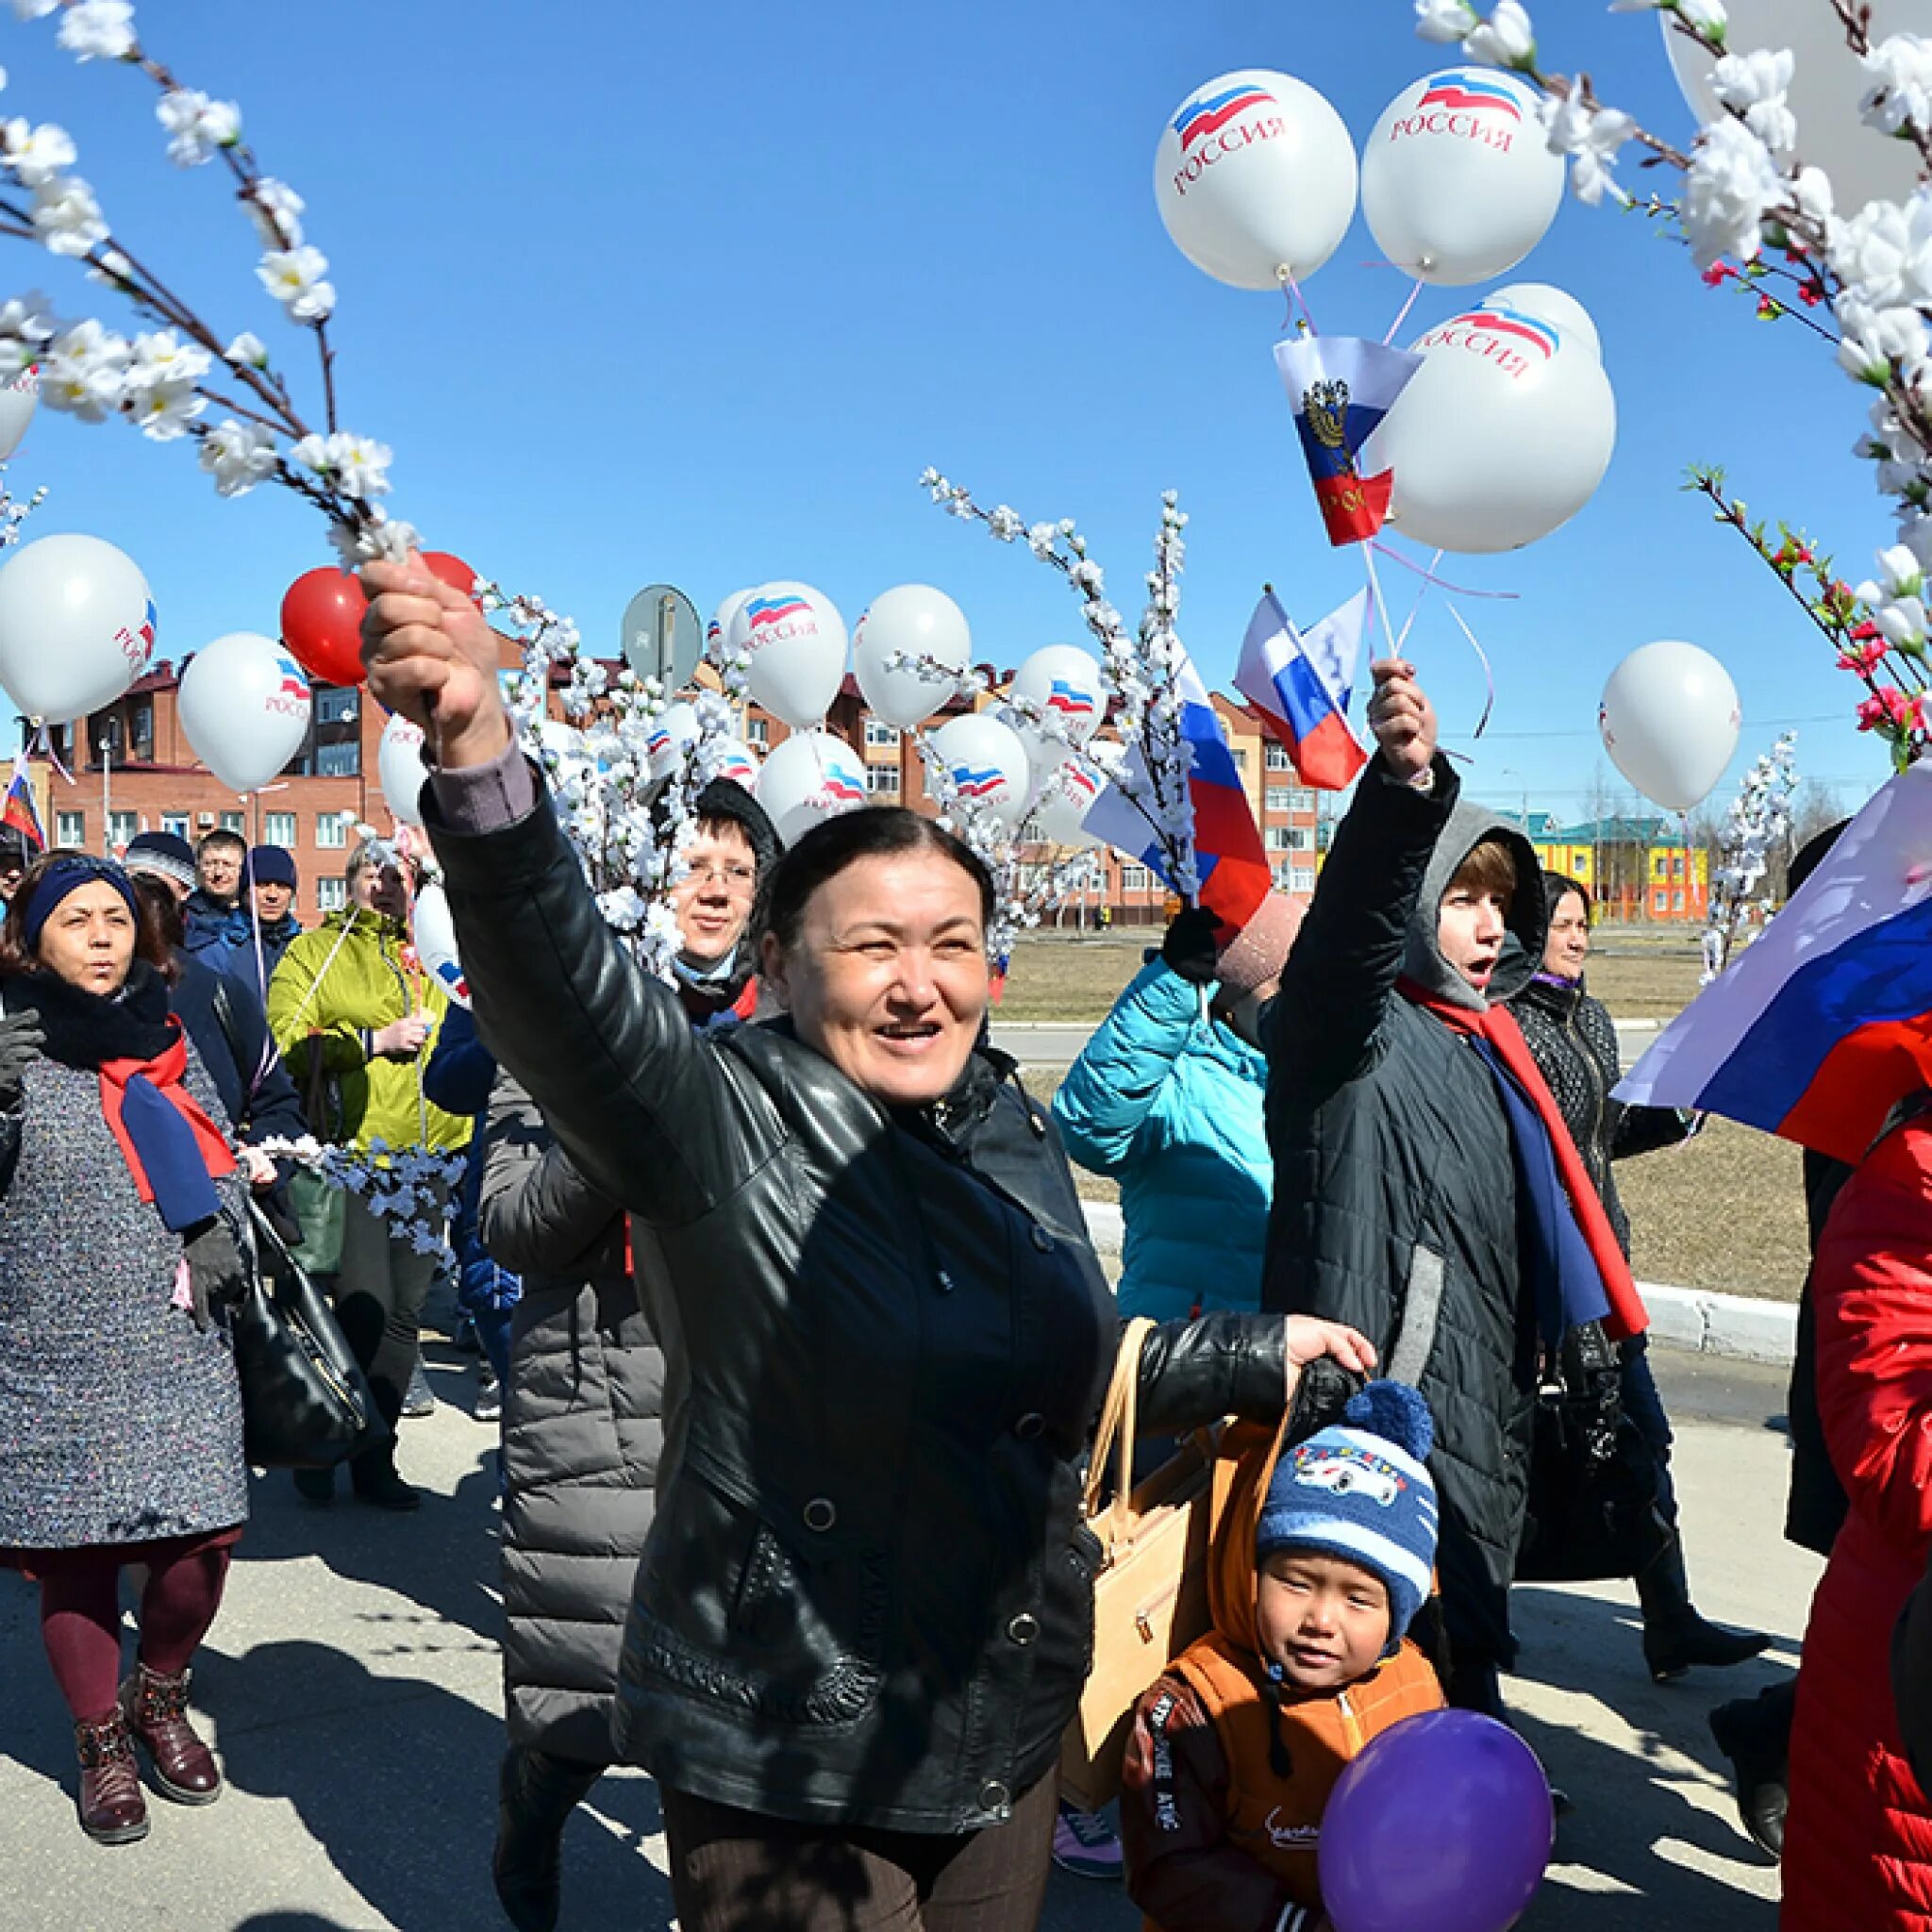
left=1053, top=898, right=1302, bottom=1324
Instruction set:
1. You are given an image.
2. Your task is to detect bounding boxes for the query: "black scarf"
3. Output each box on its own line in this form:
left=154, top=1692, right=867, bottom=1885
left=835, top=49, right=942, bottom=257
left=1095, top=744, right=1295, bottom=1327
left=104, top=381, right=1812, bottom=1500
left=6, top=958, right=178, bottom=1069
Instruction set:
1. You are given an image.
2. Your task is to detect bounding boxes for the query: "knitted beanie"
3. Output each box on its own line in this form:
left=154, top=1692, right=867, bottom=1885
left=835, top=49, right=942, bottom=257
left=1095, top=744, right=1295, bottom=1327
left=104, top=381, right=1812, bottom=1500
left=1214, top=890, right=1306, bottom=1003
left=247, top=843, right=298, bottom=889
left=1257, top=1380, right=1440, bottom=1647
left=123, top=830, right=197, bottom=892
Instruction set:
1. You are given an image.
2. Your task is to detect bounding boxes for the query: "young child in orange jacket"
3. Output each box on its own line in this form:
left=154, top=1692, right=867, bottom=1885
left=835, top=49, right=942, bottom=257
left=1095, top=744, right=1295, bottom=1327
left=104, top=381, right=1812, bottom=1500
left=1121, top=1381, right=1445, bottom=1932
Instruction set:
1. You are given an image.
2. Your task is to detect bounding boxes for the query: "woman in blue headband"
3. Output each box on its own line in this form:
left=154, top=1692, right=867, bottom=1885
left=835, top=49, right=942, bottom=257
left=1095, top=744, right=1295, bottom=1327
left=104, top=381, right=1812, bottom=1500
left=0, top=851, right=250, bottom=1847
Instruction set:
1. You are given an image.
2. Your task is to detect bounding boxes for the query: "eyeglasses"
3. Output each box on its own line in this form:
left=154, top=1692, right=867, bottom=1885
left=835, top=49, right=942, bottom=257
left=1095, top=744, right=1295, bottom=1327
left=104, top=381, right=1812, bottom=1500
left=683, top=862, right=757, bottom=891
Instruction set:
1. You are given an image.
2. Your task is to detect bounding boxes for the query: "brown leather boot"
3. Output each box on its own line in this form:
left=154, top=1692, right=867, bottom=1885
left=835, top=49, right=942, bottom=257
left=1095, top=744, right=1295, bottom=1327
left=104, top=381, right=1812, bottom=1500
left=120, top=1663, right=222, bottom=1805
left=74, top=1713, right=149, bottom=1844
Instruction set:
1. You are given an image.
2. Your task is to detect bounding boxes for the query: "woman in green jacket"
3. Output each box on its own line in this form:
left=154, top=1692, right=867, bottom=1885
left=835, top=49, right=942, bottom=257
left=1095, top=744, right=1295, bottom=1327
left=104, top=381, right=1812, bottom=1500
left=267, top=838, right=470, bottom=1509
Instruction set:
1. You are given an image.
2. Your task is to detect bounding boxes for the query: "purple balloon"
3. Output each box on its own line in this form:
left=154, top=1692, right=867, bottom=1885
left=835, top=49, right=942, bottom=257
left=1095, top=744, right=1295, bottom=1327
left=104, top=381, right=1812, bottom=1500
left=1319, top=1710, right=1554, bottom=1932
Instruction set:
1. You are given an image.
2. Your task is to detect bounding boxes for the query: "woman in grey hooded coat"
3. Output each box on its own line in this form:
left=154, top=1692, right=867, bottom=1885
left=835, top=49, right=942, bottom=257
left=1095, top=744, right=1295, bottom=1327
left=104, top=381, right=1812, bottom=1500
left=482, top=779, right=780, bottom=1932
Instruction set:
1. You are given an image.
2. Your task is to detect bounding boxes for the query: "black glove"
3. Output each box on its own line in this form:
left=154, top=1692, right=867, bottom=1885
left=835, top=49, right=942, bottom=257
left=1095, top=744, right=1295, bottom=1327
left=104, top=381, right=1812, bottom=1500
left=1286, top=1357, right=1364, bottom=1447
left=1160, top=905, right=1225, bottom=987
left=183, top=1219, right=248, bottom=1334
left=0, top=1011, right=43, bottom=1109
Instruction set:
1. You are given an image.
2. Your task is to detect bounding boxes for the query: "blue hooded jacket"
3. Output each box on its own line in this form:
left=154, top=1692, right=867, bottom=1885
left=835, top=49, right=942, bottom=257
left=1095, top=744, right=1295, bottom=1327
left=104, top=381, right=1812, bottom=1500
left=1051, top=958, right=1271, bottom=1323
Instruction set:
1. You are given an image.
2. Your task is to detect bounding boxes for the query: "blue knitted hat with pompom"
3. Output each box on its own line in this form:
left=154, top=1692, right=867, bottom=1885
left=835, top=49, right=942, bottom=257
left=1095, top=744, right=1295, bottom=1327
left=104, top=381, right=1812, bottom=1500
left=1256, top=1380, right=1441, bottom=1647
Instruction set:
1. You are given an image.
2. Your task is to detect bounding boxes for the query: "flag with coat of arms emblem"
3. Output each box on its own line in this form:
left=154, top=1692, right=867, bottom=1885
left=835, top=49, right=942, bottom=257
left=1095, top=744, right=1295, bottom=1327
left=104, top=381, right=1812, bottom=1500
left=1274, top=336, right=1423, bottom=548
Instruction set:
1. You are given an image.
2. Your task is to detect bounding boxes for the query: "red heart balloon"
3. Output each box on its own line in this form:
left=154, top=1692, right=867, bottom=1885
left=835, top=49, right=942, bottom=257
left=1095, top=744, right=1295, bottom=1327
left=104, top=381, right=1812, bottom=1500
left=280, top=566, right=366, bottom=687
left=423, top=551, right=483, bottom=607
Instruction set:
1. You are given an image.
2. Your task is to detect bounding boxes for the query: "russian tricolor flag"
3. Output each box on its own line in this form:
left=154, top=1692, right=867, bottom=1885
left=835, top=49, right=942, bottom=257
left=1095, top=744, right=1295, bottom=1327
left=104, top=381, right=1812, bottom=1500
left=1274, top=336, right=1422, bottom=548
left=1617, top=764, right=1932, bottom=1164
left=1234, top=588, right=1369, bottom=792
left=2, top=758, right=44, bottom=851
left=1084, top=652, right=1273, bottom=935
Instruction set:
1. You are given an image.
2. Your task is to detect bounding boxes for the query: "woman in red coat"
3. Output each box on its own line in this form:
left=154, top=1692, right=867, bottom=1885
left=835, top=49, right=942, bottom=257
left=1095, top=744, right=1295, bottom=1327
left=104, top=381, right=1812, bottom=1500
left=1783, top=1096, right=1932, bottom=1930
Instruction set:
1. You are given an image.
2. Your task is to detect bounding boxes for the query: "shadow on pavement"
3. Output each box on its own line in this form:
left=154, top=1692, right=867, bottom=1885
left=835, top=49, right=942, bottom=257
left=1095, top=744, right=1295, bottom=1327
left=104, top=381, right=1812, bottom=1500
left=1511, top=1584, right=1787, bottom=1930
left=210, top=1636, right=672, bottom=1930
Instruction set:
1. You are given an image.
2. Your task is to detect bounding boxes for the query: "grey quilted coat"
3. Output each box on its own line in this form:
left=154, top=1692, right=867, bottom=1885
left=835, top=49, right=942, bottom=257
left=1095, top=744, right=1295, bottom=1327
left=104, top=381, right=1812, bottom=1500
left=0, top=1041, right=247, bottom=1550
left=478, top=1072, right=658, bottom=1763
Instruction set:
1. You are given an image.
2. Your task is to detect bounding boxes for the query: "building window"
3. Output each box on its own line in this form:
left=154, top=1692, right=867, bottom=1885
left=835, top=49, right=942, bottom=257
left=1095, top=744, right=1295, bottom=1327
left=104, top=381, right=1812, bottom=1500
left=1122, top=865, right=1152, bottom=891
left=1264, top=743, right=1291, bottom=774
left=865, top=763, right=900, bottom=797
left=1289, top=825, right=1315, bottom=852
left=262, top=811, right=297, bottom=848
left=56, top=809, right=85, bottom=847
left=745, top=716, right=770, bottom=747
left=315, top=688, right=358, bottom=725
left=864, top=719, right=898, bottom=748
left=317, top=741, right=359, bottom=778
left=1265, top=786, right=1291, bottom=812
left=1674, top=890, right=1685, bottom=912
left=108, top=810, right=137, bottom=851
left=316, top=811, right=350, bottom=850
left=160, top=812, right=189, bottom=840
left=1230, top=748, right=1249, bottom=771
left=1266, top=825, right=1292, bottom=853
left=1291, top=866, right=1317, bottom=894
left=1291, top=789, right=1317, bottom=811
left=317, top=877, right=347, bottom=914
left=219, top=812, right=246, bottom=836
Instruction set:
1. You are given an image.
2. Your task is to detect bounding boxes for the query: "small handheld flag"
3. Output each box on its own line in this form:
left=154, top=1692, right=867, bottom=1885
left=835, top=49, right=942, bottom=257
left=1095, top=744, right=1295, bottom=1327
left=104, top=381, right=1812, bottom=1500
left=1235, top=589, right=1369, bottom=791
left=3, top=759, right=45, bottom=851
left=1274, top=336, right=1422, bottom=548
left=1084, top=650, right=1273, bottom=937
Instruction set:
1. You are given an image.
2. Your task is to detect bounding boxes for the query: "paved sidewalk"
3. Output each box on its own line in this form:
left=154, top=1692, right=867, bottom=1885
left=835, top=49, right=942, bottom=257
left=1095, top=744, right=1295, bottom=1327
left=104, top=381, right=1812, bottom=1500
left=0, top=1349, right=1811, bottom=1930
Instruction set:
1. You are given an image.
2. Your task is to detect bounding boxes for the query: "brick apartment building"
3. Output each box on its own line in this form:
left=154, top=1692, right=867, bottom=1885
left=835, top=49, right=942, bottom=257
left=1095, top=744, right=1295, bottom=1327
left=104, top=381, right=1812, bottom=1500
left=24, top=653, right=1326, bottom=926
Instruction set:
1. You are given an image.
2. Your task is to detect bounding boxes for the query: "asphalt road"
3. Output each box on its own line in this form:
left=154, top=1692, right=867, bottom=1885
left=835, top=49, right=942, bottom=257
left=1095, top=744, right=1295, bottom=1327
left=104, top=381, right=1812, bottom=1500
left=0, top=1348, right=1808, bottom=1931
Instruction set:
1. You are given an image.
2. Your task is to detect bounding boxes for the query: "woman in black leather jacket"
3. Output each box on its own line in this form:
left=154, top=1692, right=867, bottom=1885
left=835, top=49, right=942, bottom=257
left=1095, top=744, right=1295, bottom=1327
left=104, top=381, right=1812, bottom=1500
left=1513, top=873, right=1766, bottom=1683
left=358, top=557, right=1374, bottom=1932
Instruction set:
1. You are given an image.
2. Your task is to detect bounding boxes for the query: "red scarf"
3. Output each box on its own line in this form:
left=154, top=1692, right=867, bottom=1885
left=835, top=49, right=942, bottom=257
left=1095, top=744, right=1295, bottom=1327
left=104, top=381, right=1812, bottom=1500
left=1399, top=980, right=1648, bottom=1341
left=98, top=1022, right=239, bottom=1205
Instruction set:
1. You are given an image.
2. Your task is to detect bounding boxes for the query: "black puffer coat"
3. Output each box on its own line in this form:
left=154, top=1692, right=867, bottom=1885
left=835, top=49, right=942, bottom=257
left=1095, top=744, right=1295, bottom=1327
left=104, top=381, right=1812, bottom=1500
left=1261, top=757, right=1545, bottom=1675
left=1509, top=974, right=1689, bottom=1258
left=477, top=1073, right=657, bottom=1764
left=430, top=773, right=1292, bottom=1834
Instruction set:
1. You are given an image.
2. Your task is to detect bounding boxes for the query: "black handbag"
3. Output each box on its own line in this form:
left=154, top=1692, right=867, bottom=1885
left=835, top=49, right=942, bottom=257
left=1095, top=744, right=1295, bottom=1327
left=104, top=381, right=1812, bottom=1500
left=1517, top=1321, right=1670, bottom=1584
left=229, top=1198, right=389, bottom=1470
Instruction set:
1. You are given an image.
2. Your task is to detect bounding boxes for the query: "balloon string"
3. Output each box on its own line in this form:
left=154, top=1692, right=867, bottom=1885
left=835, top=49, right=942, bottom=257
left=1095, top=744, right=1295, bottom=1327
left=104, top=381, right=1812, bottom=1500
left=1277, top=265, right=1318, bottom=338
left=1445, top=606, right=1497, bottom=741
left=1383, top=278, right=1424, bottom=346
left=1357, top=543, right=1401, bottom=663
left=1368, top=541, right=1520, bottom=601
left=1395, top=548, right=1446, bottom=655
left=31, top=722, right=73, bottom=785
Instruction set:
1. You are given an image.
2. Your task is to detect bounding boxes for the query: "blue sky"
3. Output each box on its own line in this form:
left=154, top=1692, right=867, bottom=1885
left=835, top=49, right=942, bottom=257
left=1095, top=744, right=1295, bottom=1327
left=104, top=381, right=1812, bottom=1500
left=0, top=0, right=1892, bottom=825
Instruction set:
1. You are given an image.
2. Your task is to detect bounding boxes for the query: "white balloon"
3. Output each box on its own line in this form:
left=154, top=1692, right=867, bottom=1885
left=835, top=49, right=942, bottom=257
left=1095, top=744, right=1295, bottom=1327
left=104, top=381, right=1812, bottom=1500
left=1154, top=69, right=1358, bottom=291
left=737, top=581, right=848, bottom=729
left=705, top=738, right=761, bottom=793
left=1009, top=644, right=1105, bottom=750
left=1662, top=1, right=1930, bottom=217
left=644, top=701, right=699, bottom=781
left=853, top=584, right=973, bottom=733
left=378, top=712, right=431, bottom=828
left=1362, top=289, right=1616, bottom=554
left=1025, top=753, right=1104, bottom=849
left=756, top=729, right=868, bottom=846
left=1599, top=641, right=1742, bottom=813
left=708, top=587, right=756, bottom=663
left=0, top=533, right=155, bottom=725
left=929, top=712, right=1033, bottom=832
left=1361, top=69, right=1563, bottom=286
left=0, top=371, right=37, bottom=460
left=1486, top=281, right=1600, bottom=362
left=412, top=878, right=469, bottom=1008
left=178, top=632, right=311, bottom=793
